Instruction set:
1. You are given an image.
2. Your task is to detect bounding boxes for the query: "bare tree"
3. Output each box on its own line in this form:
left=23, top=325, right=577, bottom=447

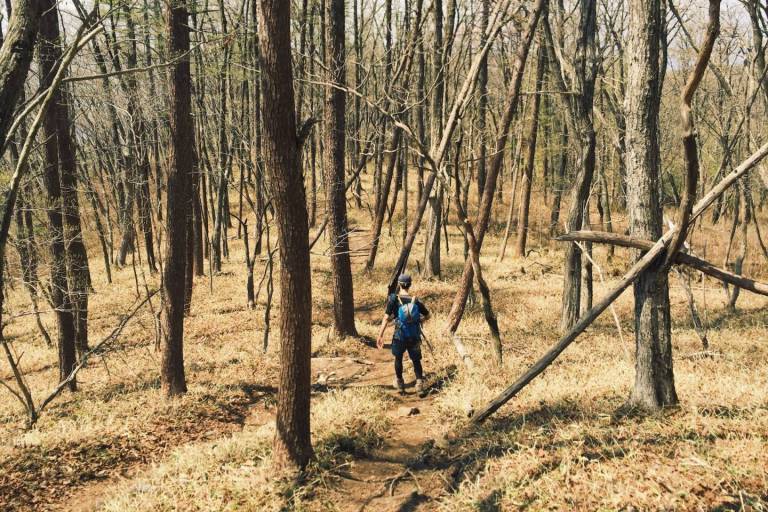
left=624, top=0, right=677, bottom=410
left=160, top=0, right=196, bottom=396
left=515, top=38, right=546, bottom=258
left=0, top=0, right=43, bottom=154
left=548, top=0, right=599, bottom=333
left=258, top=0, right=314, bottom=471
left=38, top=0, right=78, bottom=391
left=446, top=0, right=547, bottom=332
left=323, top=0, right=357, bottom=337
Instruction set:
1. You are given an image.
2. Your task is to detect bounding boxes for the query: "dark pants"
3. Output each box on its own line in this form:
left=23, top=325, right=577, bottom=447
left=391, top=337, right=424, bottom=381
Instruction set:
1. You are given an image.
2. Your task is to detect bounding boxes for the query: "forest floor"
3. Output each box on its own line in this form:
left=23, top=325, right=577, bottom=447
left=1, top=190, right=768, bottom=510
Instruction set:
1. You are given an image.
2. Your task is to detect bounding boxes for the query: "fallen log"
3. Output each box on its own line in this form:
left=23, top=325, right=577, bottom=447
left=470, top=140, right=768, bottom=425
left=557, top=230, right=768, bottom=297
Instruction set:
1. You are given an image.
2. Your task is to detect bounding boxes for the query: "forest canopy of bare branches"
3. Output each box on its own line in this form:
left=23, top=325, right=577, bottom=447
left=1, top=0, right=767, bottom=509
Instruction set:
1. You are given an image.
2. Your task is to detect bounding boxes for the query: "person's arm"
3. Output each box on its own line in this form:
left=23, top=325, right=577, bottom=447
left=376, top=315, right=391, bottom=349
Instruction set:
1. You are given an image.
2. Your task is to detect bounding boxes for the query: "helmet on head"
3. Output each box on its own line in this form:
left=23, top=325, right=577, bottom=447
left=398, top=274, right=412, bottom=288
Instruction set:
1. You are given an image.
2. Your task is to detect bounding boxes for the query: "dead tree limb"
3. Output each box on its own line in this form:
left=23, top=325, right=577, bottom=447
left=664, top=0, right=720, bottom=269
left=557, top=230, right=768, bottom=297
left=34, top=290, right=158, bottom=420
left=471, top=140, right=768, bottom=424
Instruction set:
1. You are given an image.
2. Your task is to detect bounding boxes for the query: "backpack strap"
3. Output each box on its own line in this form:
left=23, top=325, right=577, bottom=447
left=397, top=294, right=415, bottom=323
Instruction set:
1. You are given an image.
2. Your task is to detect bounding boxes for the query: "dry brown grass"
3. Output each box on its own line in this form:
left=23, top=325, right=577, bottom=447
left=1, top=179, right=767, bottom=510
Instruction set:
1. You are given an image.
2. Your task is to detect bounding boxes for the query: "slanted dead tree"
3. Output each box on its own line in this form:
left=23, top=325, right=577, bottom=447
left=468, top=0, right=725, bottom=422
left=470, top=134, right=768, bottom=423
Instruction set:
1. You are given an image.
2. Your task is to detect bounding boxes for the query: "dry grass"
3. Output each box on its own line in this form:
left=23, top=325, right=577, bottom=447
left=1, top=178, right=767, bottom=510
left=100, top=387, right=392, bottom=512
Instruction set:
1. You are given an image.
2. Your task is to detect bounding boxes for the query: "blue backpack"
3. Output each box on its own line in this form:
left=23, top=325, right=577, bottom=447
left=396, top=295, right=421, bottom=339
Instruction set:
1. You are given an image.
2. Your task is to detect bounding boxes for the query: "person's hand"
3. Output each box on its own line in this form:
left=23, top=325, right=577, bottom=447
left=376, top=336, right=384, bottom=349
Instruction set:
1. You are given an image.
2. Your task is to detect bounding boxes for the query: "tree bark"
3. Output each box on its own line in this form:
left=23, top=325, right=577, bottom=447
left=625, top=0, right=677, bottom=410
left=161, top=0, right=195, bottom=397
left=323, top=0, right=357, bottom=337
left=258, top=0, right=314, bottom=471
left=0, top=0, right=43, bottom=154
left=38, top=0, right=77, bottom=390
left=515, top=40, right=546, bottom=258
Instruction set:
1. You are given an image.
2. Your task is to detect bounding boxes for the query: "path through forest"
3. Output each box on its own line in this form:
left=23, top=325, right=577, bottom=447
left=313, top=342, right=451, bottom=511
left=53, top=341, right=450, bottom=512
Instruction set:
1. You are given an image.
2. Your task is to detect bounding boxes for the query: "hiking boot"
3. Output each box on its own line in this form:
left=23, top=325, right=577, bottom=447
left=394, top=378, right=405, bottom=393
left=416, top=379, right=425, bottom=394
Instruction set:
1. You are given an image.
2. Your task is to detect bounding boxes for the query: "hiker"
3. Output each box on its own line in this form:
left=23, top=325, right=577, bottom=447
left=376, top=274, right=430, bottom=394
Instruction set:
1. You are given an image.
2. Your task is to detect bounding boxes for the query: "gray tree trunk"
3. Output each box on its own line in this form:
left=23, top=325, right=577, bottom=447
left=625, top=0, right=678, bottom=410
left=556, top=0, right=598, bottom=332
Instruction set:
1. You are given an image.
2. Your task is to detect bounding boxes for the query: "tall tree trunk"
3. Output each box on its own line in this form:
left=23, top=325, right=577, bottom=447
left=57, top=86, right=91, bottom=360
left=556, top=0, right=598, bottom=333
left=423, top=0, right=445, bottom=278
left=352, top=0, right=363, bottom=208
left=476, top=0, right=489, bottom=206
left=38, top=0, right=77, bottom=390
left=625, top=0, right=677, bottom=410
left=192, top=165, right=205, bottom=276
left=515, top=39, right=546, bottom=258
left=212, top=0, right=231, bottom=273
left=161, top=0, right=195, bottom=397
left=415, top=12, right=427, bottom=206
left=323, top=0, right=357, bottom=337
left=0, top=0, right=43, bottom=154
left=258, top=0, right=314, bottom=471
left=363, top=0, right=422, bottom=270
left=44, top=5, right=93, bottom=360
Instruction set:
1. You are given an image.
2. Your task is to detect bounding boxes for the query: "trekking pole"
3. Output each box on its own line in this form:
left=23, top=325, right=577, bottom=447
left=420, top=329, right=436, bottom=356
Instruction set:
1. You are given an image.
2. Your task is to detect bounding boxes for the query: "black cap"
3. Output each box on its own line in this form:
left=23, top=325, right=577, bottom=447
left=398, top=274, right=412, bottom=285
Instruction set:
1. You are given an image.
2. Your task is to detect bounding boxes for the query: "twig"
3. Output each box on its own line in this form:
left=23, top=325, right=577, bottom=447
left=34, top=290, right=158, bottom=421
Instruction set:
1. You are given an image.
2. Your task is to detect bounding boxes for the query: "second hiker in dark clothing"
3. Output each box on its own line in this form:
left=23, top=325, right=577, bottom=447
left=376, top=274, right=431, bottom=394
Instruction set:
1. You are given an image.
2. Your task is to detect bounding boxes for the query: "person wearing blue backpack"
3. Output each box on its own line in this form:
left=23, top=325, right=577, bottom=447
left=376, top=274, right=431, bottom=394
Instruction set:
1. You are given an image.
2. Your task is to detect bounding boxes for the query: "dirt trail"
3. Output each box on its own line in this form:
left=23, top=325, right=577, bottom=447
left=50, top=343, right=448, bottom=512
left=315, top=345, right=451, bottom=511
